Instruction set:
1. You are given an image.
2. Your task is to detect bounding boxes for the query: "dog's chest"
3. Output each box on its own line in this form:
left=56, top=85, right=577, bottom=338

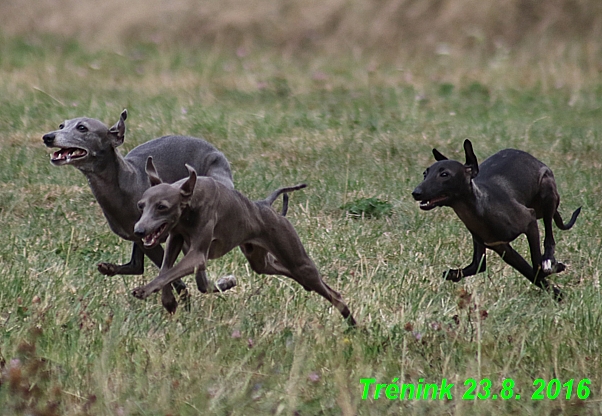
left=454, top=202, right=524, bottom=245
left=104, top=212, right=139, bottom=240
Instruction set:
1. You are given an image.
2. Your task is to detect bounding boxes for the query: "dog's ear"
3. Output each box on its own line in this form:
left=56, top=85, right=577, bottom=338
left=463, top=139, right=479, bottom=178
left=108, top=109, right=127, bottom=147
left=432, top=148, right=448, bottom=161
left=180, top=164, right=197, bottom=202
left=145, top=156, right=163, bottom=186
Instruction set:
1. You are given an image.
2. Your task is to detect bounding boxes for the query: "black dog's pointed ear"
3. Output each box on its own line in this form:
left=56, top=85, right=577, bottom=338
left=108, top=109, right=127, bottom=147
left=463, top=139, right=479, bottom=178
left=180, top=164, right=197, bottom=201
left=432, top=148, right=448, bottom=161
left=145, top=156, right=162, bottom=186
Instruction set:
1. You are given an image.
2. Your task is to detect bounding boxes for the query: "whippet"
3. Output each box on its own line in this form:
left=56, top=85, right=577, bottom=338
left=42, top=109, right=236, bottom=312
left=132, top=158, right=356, bottom=325
left=412, top=139, right=580, bottom=299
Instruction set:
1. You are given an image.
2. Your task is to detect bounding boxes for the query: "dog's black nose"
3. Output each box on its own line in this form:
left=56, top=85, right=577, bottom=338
left=411, top=187, right=422, bottom=200
left=134, top=229, right=145, bottom=238
left=42, top=133, right=55, bottom=146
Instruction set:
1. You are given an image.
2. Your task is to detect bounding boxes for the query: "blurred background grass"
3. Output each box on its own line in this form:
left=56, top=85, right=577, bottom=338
left=2, top=0, right=601, bottom=64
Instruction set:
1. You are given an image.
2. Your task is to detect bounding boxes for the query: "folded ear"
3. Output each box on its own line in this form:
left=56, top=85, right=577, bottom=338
left=108, top=109, right=127, bottom=147
left=145, top=156, right=163, bottom=186
left=463, top=139, right=479, bottom=178
left=180, top=164, right=197, bottom=201
left=432, top=148, right=448, bottom=161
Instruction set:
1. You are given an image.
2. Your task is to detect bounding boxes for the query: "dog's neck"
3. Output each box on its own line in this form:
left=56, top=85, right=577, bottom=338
left=84, top=149, right=147, bottom=239
left=450, top=180, right=487, bottom=227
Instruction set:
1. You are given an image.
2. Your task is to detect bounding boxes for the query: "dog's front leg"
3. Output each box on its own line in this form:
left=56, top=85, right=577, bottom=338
left=445, top=234, right=486, bottom=282
left=158, top=235, right=185, bottom=313
left=132, top=249, right=207, bottom=301
left=161, top=234, right=184, bottom=270
left=132, top=225, right=214, bottom=302
left=138, top=241, right=190, bottom=312
left=98, top=242, right=146, bottom=275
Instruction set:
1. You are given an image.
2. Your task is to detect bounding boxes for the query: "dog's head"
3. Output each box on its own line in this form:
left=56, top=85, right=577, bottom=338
left=412, top=139, right=479, bottom=210
left=133, top=157, right=197, bottom=248
left=42, top=109, right=127, bottom=171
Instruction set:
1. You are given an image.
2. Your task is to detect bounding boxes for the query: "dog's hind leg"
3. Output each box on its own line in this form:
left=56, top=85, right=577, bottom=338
left=490, top=239, right=562, bottom=301
left=525, top=220, right=544, bottom=275
left=243, top=237, right=356, bottom=325
left=194, top=268, right=237, bottom=293
left=289, top=261, right=356, bottom=326
left=539, top=173, right=561, bottom=273
left=259, top=223, right=356, bottom=326
left=241, top=244, right=296, bottom=278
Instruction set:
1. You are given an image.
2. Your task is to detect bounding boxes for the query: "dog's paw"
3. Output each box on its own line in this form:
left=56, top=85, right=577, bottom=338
left=444, top=269, right=463, bottom=282
left=98, top=262, right=117, bottom=276
left=216, top=275, right=237, bottom=292
left=555, top=262, right=566, bottom=273
left=542, top=259, right=553, bottom=273
left=132, top=286, right=151, bottom=300
left=541, top=260, right=566, bottom=275
left=163, top=300, right=178, bottom=314
left=162, top=290, right=180, bottom=314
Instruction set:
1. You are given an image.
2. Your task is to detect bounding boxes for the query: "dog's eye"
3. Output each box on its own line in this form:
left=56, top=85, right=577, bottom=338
left=77, top=124, right=88, bottom=133
left=59, top=123, right=64, bottom=129
left=440, top=172, right=449, bottom=177
left=137, top=202, right=145, bottom=211
left=157, top=204, right=168, bottom=211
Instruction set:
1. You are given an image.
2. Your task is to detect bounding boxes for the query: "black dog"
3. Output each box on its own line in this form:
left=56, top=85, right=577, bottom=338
left=412, top=140, right=581, bottom=299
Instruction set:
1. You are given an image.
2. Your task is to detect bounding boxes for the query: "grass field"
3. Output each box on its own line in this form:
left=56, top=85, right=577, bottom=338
left=0, top=34, right=601, bottom=415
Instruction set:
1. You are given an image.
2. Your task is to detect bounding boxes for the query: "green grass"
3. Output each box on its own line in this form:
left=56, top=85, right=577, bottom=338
left=0, top=36, right=601, bottom=415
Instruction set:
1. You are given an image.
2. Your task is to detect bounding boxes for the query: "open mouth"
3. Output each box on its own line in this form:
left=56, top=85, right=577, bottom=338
left=141, top=223, right=168, bottom=248
left=419, top=195, right=448, bottom=210
left=51, top=147, right=88, bottom=165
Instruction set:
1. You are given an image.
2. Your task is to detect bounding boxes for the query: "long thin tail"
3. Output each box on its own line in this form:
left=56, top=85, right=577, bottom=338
left=263, top=183, right=307, bottom=216
left=554, top=207, right=581, bottom=230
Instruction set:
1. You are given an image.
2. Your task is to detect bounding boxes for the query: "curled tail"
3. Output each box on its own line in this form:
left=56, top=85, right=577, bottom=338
left=554, top=207, right=581, bottom=230
left=263, top=183, right=307, bottom=216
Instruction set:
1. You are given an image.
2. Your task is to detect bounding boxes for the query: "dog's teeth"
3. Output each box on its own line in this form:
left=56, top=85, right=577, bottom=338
left=145, top=232, right=158, bottom=247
